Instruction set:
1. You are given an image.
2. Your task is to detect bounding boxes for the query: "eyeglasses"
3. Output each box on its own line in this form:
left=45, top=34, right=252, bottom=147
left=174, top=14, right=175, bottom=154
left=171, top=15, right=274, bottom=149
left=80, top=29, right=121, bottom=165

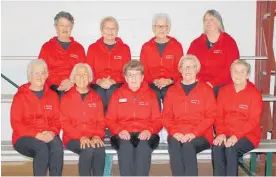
left=75, top=73, right=88, bottom=77
left=231, top=70, right=247, bottom=76
left=126, top=73, right=142, bottom=79
left=103, top=27, right=117, bottom=32
left=182, top=65, right=197, bottom=71
left=31, top=72, right=46, bottom=76
left=154, top=25, right=168, bottom=30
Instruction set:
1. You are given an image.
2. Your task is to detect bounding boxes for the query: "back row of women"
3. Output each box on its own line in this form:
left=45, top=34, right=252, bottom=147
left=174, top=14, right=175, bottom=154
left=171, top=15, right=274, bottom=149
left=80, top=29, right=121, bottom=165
left=10, top=9, right=263, bottom=176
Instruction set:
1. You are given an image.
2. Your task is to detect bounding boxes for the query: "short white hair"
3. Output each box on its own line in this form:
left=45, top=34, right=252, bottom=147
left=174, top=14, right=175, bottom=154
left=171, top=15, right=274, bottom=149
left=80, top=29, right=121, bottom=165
left=230, top=59, right=251, bottom=74
left=152, top=13, right=171, bottom=28
left=27, top=59, right=48, bottom=82
left=69, top=63, right=93, bottom=83
left=100, top=16, right=119, bottom=31
left=178, top=54, right=201, bottom=73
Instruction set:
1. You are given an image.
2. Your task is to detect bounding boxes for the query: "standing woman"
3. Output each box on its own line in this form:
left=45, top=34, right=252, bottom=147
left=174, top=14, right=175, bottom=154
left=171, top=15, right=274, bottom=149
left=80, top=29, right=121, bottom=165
left=187, top=9, right=239, bottom=96
left=163, top=55, right=217, bottom=176
left=60, top=63, right=106, bottom=176
left=140, top=13, right=184, bottom=108
left=39, top=11, right=86, bottom=98
left=105, top=60, right=162, bottom=176
left=212, top=60, right=263, bottom=176
left=87, top=16, right=131, bottom=113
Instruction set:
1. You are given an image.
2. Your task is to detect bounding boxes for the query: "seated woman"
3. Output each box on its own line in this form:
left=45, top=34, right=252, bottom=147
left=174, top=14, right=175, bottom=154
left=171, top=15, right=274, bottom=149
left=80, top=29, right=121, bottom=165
left=163, top=54, right=217, bottom=176
left=187, top=9, right=239, bottom=97
left=105, top=60, right=162, bottom=176
left=212, top=60, right=263, bottom=176
left=60, top=63, right=106, bottom=176
left=87, top=16, right=131, bottom=113
left=140, top=13, right=184, bottom=108
left=10, top=59, right=63, bottom=176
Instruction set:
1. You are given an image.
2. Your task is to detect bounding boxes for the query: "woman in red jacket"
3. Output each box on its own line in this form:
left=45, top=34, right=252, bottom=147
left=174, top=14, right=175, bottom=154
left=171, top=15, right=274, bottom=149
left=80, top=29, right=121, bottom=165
left=60, top=63, right=105, bottom=176
left=163, top=54, right=217, bottom=176
left=11, top=59, right=63, bottom=176
left=105, top=60, right=162, bottom=176
left=87, top=16, right=131, bottom=114
left=39, top=11, right=86, bottom=99
left=140, top=13, right=184, bottom=109
left=212, top=60, right=263, bottom=176
left=187, top=9, right=240, bottom=97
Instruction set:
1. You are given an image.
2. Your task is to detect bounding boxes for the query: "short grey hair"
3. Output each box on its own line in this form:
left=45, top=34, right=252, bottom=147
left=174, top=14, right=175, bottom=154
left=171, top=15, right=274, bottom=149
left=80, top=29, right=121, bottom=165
left=69, top=63, right=93, bottom=83
left=54, top=11, right=74, bottom=26
left=230, top=59, right=251, bottom=74
left=203, top=9, right=225, bottom=32
left=100, top=16, right=119, bottom=31
left=152, top=13, right=171, bottom=28
left=27, top=59, right=48, bottom=82
left=123, top=60, right=144, bottom=76
left=178, top=54, right=201, bottom=73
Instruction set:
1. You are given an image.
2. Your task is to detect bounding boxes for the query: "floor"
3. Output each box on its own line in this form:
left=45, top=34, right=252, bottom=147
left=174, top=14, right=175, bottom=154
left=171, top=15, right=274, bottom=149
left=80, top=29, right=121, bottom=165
left=1, top=160, right=276, bottom=176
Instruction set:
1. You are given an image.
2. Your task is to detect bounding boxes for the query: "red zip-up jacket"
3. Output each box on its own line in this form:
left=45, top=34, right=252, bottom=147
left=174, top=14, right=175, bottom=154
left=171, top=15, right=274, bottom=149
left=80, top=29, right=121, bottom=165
left=60, top=87, right=105, bottom=146
left=215, top=82, right=263, bottom=147
left=10, top=83, right=60, bottom=145
left=105, top=82, right=162, bottom=135
left=87, top=37, right=131, bottom=84
left=140, top=36, right=184, bottom=83
left=187, top=32, right=239, bottom=87
left=39, top=36, right=86, bottom=86
left=163, top=80, right=217, bottom=145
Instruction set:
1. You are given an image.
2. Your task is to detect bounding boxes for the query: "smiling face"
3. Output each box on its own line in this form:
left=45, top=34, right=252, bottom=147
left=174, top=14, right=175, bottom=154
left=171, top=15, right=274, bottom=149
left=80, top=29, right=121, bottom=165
left=180, top=59, right=198, bottom=83
left=55, top=17, right=73, bottom=40
left=101, top=20, right=118, bottom=41
left=29, top=64, right=47, bottom=88
left=75, top=65, right=90, bottom=89
left=153, top=18, right=170, bottom=39
left=231, top=63, right=249, bottom=86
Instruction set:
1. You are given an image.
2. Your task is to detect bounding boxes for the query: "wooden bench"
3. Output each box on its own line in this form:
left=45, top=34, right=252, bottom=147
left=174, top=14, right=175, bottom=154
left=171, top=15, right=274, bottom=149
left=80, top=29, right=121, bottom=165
left=2, top=139, right=276, bottom=176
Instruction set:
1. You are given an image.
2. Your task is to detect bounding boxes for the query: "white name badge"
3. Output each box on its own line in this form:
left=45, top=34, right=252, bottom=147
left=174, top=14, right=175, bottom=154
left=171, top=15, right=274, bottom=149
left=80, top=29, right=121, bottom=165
left=119, top=98, right=127, bottom=103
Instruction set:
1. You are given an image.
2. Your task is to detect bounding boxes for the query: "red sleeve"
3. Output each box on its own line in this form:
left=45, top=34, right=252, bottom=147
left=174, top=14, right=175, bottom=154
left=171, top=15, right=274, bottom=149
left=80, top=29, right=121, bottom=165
left=10, top=95, right=38, bottom=137
left=147, top=94, right=162, bottom=134
left=214, top=90, right=227, bottom=135
left=87, top=46, right=99, bottom=84
left=47, top=94, right=61, bottom=135
left=60, top=96, right=83, bottom=139
left=192, top=88, right=216, bottom=137
left=110, top=45, right=131, bottom=83
left=234, top=92, right=263, bottom=139
left=162, top=89, right=178, bottom=136
left=209, top=39, right=240, bottom=86
left=105, top=92, right=124, bottom=134
left=140, top=45, right=152, bottom=83
left=172, top=43, right=184, bottom=81
left=93, top=98, right=105, bottom=138
left=187, top=41, right=203, bottom=81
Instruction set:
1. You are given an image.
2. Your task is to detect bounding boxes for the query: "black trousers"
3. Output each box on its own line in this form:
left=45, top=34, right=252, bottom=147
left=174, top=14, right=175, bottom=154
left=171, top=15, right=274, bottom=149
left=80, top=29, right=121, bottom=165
left=66, top=139, right=106, bottom=176
left=13, top=136, right=64, bottom=176
left=90, top=83, right=123, bottom=114
left=50, top=85, right=66, bottom=100
left=212, top=137, right=254, bottom=176
left=149, top=83, right=173, bottom=110
left=168, top=136, right=210, bottom=176
left=117, top=139, right=153, bottom=176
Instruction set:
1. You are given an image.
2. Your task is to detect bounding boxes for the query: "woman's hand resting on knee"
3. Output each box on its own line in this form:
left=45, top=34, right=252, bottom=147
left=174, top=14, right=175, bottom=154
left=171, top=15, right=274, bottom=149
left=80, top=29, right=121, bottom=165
left=213, top=134, right=226, bottom=146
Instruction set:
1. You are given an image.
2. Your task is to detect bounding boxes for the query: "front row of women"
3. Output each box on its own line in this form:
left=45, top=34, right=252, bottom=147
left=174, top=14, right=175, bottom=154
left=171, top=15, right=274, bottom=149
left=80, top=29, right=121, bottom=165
left=11, top=55, right=263, bottom=176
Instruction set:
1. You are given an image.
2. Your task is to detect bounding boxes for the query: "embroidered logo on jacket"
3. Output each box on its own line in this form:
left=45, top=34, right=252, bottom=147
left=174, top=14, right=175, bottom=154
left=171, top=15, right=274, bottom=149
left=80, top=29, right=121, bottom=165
left=190, top=100, right=200, bottom=104
left=165, top=55, right=174, bottom=60
left=114, top=56, right=122, bottom=60
left=88, top=103, right=97, bottom=108
left=213, top=50, right=222, bottom=54
left=70, top=54, right=79, bottom=59
left=138, top=101, right=149, bottom=106
left=45, top=105, right=53, bottom=110
left=239, top=104, right=248, bottom=109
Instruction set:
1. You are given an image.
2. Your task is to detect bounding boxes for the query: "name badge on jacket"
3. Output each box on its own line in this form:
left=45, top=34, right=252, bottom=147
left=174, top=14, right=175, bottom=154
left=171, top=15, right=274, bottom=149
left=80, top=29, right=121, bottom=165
left=119, top=98, right=127, bottom=103
left=114, top=56, right=122, bottom=60
left=213, top=50, right=222, bottom=54
left=70, top=54, right=79, bottom=59
left=165, top=55, right=174, bottom=60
